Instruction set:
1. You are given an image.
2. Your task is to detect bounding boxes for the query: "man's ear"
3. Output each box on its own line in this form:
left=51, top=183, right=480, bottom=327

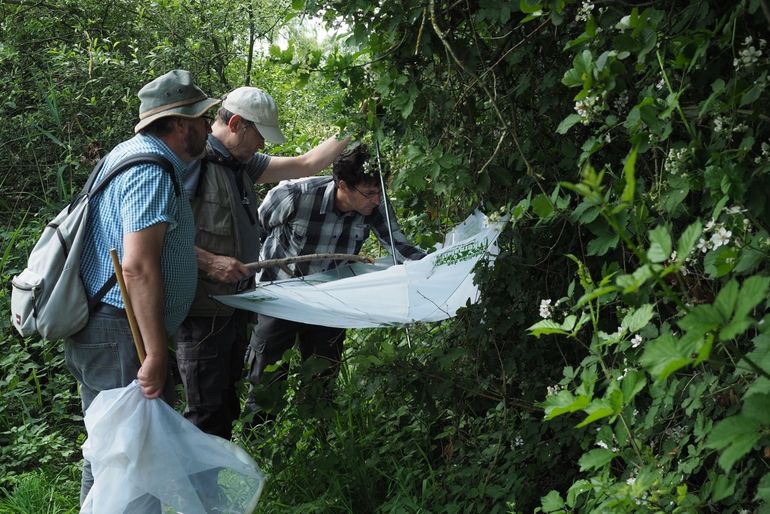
left=227, top=114, right=242, bottom=133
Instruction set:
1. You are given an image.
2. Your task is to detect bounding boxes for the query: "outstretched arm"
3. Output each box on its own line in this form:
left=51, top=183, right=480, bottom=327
left=257, top=134, right=351, bottom=184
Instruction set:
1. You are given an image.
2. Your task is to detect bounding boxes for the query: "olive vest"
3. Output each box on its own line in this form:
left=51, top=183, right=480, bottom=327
left=188, top=151, right=259, bottom=316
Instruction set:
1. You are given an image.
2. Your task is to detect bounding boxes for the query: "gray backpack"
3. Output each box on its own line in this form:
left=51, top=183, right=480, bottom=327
left=10, top=153, right=177, bottom=340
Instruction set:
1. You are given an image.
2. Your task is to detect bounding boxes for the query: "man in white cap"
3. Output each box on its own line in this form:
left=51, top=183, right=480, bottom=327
left=65, top=69, right=219, bottom=506
left=175, top=86, right=350, bottom=439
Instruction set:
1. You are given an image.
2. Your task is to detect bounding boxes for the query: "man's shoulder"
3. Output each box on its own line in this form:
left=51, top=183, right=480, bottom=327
left=106, top=134, right=182, bottom=171
left=278, top=175, right=333, bottom=193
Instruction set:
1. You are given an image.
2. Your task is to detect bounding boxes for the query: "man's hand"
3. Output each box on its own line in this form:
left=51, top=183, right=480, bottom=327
left=197, top=248, right=251, bottom=283
left=137, top=352, right=167, bottom=398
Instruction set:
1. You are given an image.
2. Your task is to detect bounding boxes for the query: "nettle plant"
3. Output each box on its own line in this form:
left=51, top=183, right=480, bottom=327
left=522, top=0, right=770, bottom=512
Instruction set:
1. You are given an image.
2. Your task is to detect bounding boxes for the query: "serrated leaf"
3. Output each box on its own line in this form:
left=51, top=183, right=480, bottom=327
left=587, top=231, right=619, bottom=256
left=719, top=319, right=754, bottom=341
left=621, top=304, right=654, bottom=332
left=576, top=399, right=615, bottom=427
left=648, top=225, right=672, bottom=263
left=640, top=333, right=694, bottom=381
left=676, top=220, right=703, bottom=260
left=678, top=304, right=723, bottom=335
left=620, top=370, right=647, bottom=405
left=543, top=390, right=590, bottom=419
left=532, top=192, right=555, bottom=218
left=528, top=319, right=569, bottom=337
left=621, top=145, right=638, bottom=203
left=704, top=246, right=739, bottom=278
left=755, top=472, right=770, bottom=503
left=576, top=285, right=618, bottom=308
left=578, top=448, right=615, bottom=471
left=557, top=113, right=582, bottom=134
left=540, top=490, right=565, bottom=512
left=735, top=276, right=770, bottom=321
left=714, top=280, right=739, bottom=321
left=705, top=415, right=762, bottom=472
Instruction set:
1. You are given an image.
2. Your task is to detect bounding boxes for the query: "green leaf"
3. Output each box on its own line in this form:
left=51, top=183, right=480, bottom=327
left=705, top=415, right=762, bottom=472
left=640, top=333, right=694, bottom=381
left=540, top=490, right=565, bottom=513
left=528, top=319, right=569, bottom=337
left=557, top=113, right=582, bottom=134
left=714, top=280, right=739, bottom=321
left=576, top=398, right=616, bottom=427
left=704, top=246, right=739, bottom=278
left=648, top=225, right=672, bottom=263
left=621, top=144, right=638, bottom=203
left=543, top=390, right=591, bottom=419
left=755, top=472, right=770, bottom=503
left=576, top=285, right=618, bottom=308
left=578, top=448, right=615, bottom=471
left=622, top=304, right=654, bottom=332
left=740, top=83, right=763, bottom=106
left=676, top=220, right=703, bottom=261
left=707, top=472, right=735, bottom=502
left=620, top=370, right=647, bottom=405
left=532, top=192, right=555, bottom=218
left=678, top=304, right=723, bottom=335
left=735, top=276, right=770, bottom=321
left=587, top=231, right=620, bottom=256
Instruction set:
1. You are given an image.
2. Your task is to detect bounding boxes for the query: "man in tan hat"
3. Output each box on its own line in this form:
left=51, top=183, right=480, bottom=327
left=175, top=85, right=350, bottom=440
left=64, top=69, right=219, bottom=506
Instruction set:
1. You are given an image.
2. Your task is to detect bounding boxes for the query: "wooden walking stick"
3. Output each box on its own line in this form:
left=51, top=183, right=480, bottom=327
left=109, top=248, right=146, bottom=364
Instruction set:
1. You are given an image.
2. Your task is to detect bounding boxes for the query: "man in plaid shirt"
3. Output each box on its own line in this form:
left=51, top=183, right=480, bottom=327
left=244, top=143, right=425, bottom=422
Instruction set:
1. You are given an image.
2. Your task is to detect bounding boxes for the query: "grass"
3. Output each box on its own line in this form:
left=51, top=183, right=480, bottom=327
left=0, top=468, right=80, bottom=514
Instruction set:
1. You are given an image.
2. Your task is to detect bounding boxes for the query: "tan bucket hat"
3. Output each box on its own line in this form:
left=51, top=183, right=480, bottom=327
left=134, top=70, right=221, bottom=133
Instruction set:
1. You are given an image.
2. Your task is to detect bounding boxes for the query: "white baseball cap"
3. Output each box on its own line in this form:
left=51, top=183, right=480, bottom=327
left=222, top=87, right=287, bottom=144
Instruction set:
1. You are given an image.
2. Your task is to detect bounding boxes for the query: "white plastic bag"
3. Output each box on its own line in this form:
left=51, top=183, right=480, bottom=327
left=81, top=380, right=264, bottom=514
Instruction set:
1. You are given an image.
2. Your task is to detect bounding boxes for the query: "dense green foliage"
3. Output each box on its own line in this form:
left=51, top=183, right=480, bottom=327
left=2, top=0, right=770, bottom=512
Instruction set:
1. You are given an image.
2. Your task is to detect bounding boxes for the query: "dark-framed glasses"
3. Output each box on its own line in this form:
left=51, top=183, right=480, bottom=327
left=352, top=184, right=381, bottom=199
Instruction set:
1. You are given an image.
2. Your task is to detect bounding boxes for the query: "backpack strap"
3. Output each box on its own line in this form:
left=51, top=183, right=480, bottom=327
left=87, top=152, right=179, bottom=197
left=83, top=151, right=180, bottom=310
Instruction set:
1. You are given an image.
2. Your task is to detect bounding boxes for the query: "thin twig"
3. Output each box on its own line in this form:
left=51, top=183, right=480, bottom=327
left=244, top=253, right=373, bottom=270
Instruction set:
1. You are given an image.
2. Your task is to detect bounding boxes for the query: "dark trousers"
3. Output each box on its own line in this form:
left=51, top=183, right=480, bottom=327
left=65, top=305, right=175, bottom=509
left=244, top=314, right=345, bottom=417
left=176, top=310, right=250, bottom=440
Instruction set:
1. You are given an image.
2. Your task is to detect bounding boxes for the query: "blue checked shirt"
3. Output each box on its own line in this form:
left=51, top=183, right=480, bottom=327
left=258, top=176, right=425, bottom=281
left=79, top=134, right=197, bottom=333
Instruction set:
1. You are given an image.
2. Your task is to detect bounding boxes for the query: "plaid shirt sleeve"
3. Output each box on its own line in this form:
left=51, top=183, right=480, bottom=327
left=370, top=203, right=426, bottom=262
left=258, top=182, right=297, bottom=234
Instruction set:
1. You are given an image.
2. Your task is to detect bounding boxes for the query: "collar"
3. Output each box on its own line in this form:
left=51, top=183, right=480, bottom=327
left=137, top=133, right=187, bottom=173
left=207, top=134, right=232, bottom=159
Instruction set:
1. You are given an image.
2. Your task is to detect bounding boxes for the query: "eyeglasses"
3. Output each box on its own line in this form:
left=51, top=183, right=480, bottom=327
left=352, top=184, right=381, bottom=199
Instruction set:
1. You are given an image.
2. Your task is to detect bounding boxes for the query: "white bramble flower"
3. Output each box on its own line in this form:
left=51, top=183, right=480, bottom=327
left=733, top=122, right=749, bottom=133
left=596, top=440, right=609, bottom=449
left=710, top=225, right=732, bottom=249
left=713, top=115, right=729, bottom=134
left=574, top=94, right=604, bottom=124
left=539, top=299, right=554, bottom=319
left=514, top=435, right=524, bottom=447
left=575, top=0, right=594, bottom=22
left=664, top=147, right=689, bottom=176
left=626, top=476, right=636, bottom=486
left=631, top=334, right=643, bottom=348
left=725, top=205, right=747, bottom=215
left=734, top=45, right=763, bottom=70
